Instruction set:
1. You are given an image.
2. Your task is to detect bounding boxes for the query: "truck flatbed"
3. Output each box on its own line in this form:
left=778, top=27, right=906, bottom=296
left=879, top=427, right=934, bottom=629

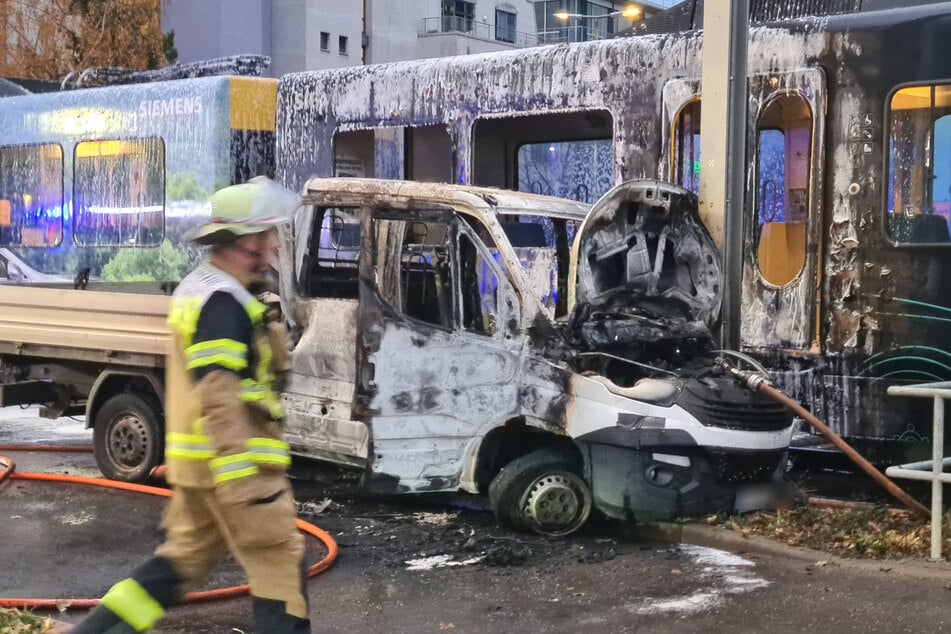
left=0, top=286, right=171, bottom=368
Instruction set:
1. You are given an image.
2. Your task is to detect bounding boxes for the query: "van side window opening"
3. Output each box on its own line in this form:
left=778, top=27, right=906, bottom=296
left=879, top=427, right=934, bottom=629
left=672, top=99, right=701, bottom=195
left=373, top=215, right=455, bottom=328
left=372, top=212, right=506, bottom=335
left=0, top=143, right=64, bottom=248
left=458, top=215, right=512, bottom=336
left=754, top=94, right=811, bottom=287
left=497, top=214, right=577, bottom=318
left=887, top=84, right=951, bottom=244
left=300, top=206, right=361, bottom=298
left=73, top=138, right=165, bottom=247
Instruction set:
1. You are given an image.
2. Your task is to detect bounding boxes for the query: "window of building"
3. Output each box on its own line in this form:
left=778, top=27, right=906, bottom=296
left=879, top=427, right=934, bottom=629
left=73, top=138, right=165, bottom=247
left=495, top=9, right=516, bottom=43
left=0, top=143, right=64, bottom=247
left=671, top=99, right=701, bottom=195
left=320, top=31, right=330, bottom=52
left=887, top=84, right=951, bottom=244
left=339, top=35, right=349, bottom=55
left=299, top=206, right=361, bottom=298
left=754, top=94, right=812, bottom=286
left=442, top=0, right=475, bottom=33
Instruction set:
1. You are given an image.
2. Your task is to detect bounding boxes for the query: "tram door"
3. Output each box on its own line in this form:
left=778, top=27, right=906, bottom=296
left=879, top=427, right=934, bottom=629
left=742, top=69, right=826, bottom=351
left=664, top=70, right=826, bottom=351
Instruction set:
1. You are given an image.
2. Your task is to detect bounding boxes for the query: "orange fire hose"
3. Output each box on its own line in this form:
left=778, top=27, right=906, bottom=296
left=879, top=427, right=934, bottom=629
left=714, top=359, right=932, bottom=519
left=0, top=447, right=338, bottom=611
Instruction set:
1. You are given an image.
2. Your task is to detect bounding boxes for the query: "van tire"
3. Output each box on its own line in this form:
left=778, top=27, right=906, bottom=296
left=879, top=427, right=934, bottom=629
left=488, top=447, right=592, bottom=537
left=93, top=393, right=164, bottom=483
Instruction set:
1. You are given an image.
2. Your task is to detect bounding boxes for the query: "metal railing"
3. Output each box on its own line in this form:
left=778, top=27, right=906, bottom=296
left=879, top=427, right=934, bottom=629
left=885, top=380, right=951, bottom=560
left=419, top=16, right=537, bottom=48
left=537, top=25, right=615, bottom=44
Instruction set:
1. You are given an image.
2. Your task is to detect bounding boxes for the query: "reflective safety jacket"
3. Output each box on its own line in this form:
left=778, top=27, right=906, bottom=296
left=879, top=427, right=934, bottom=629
left=164, top=263, right=292, bottom=501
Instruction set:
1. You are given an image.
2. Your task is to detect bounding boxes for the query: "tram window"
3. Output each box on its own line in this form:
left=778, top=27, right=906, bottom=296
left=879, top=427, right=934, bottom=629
left=754, top=94, right=811, bottom=287
left=73, top=138, right=165, bottom=247
left=887, top=84, right=951, bottom=244
left=333, top=126, right=453, bottom=182
left=672, top=99, right=702, bottom=195
left=300, top=206, right=360, bottom=299
left=516, top=140, right=612, bottom=203
left=0, top=143, right=64, bottom=248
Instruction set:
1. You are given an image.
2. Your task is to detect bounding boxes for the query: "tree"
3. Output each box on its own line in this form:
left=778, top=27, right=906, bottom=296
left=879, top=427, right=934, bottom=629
left=101, top=238, right=190, bottom=282
left=0, top=0, right=171, bottom=81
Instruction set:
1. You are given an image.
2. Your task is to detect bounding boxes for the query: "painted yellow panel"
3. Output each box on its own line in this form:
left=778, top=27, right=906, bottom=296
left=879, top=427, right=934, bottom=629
left=891, top=85, right=951, bottom=111
left=229, top=77, right=278, bottom=131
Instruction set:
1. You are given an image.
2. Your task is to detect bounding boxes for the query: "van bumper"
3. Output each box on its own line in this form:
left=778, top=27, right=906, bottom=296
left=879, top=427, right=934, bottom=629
left=582, top=443, right=789, bottom=522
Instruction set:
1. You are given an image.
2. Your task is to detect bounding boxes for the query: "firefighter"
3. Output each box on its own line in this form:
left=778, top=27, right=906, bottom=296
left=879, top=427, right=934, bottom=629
left=71, top=177, right=310, bottom=633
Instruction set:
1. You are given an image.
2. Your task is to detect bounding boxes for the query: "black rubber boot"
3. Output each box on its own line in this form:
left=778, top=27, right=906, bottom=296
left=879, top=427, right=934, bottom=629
left=67, top=605, right=137, bottom=634
left=252, top=598, right=312, bottom=633
left=69, top=557, right=182, bottom=633
left=129, top=556, right=183, bottom=606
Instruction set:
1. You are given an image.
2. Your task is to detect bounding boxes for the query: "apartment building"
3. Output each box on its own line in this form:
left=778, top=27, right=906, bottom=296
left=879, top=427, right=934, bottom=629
left=162, top=0, right=668, bottom=76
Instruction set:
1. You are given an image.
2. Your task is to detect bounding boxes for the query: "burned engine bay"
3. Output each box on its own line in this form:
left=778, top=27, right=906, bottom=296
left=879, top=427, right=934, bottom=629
left=560, top=181, right=721, bottom=378
left=551, top=181, right=791, bottom=431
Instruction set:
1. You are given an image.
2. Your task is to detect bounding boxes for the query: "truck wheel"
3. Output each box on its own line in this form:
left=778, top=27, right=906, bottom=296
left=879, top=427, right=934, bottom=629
left=488, top=447, right=592, bottom=537
left=93, top=393, right=163, bottom=483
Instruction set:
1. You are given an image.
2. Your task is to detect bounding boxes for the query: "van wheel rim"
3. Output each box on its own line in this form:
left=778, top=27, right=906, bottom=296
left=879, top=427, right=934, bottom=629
left=523, top=474, right=585, bottom=531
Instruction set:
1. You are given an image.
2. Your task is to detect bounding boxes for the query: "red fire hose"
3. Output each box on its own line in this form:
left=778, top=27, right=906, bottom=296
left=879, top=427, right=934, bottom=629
left=0, top=445, right=337, bottom=611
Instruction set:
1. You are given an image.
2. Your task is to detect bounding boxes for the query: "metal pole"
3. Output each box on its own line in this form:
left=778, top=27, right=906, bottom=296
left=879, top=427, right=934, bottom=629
left=699, top=0, right=749, bottom=350
left=932, top=395, right=944, bottom=560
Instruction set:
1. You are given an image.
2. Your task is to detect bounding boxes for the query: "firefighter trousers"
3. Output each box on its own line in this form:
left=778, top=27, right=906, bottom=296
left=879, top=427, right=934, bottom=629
left=156, top=484, right=309, bottom=617
left=70, top=484, right=309, bottom=633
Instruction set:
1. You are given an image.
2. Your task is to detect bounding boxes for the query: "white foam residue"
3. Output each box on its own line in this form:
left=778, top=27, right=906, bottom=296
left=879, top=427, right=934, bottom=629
left=678, top=544, right=755, bottom=567
left=404, top=554, right=485, bottom=571
left=628, top=545, right=768, bottom=616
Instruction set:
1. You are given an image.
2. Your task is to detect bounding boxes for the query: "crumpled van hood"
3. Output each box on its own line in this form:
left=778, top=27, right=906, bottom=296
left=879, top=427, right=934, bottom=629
left=567, top=181, right=722, bottom=368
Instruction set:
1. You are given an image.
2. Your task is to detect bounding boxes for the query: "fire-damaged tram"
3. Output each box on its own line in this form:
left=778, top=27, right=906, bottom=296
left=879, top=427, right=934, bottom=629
left=276, top=1, right=951, bottom=465
left=279, top=177, right=792, bottom=536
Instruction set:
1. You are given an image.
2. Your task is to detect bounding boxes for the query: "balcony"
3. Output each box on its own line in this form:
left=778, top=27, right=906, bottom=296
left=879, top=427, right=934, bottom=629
left=537, top=24, right=618, bottom=44
left=419, top=16, right=537, bottom=48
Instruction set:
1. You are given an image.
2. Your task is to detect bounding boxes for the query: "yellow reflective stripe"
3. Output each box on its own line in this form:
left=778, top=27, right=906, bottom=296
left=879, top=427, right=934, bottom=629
left=210, top=452, right=258, bottom=484
left=255, top=336, right=273, bottom=382
left=246, top=299, right=267, bottom=325
left=186, top=338, right=248, bottom=372
left=167, top=297, right=202, bottom=348
left=166, top=432, right=215, bottom=461
left=238, top=379, right=283, bottom=418
left=239, top=380, right=268, bottom=400
left=167, top=432, right=211, bottom=444
left=100, top=578, right=165, bottom=632
left=248, top=437, right=291, bottom=468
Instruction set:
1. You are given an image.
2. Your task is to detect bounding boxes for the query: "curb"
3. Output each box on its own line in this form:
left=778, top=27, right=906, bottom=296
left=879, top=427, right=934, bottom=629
left=632, top=521, right=951, bottom=583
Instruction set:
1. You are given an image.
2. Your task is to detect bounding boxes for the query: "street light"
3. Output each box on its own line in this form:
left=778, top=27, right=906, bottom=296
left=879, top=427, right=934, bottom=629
left=553, top=4, right=642, bottom=21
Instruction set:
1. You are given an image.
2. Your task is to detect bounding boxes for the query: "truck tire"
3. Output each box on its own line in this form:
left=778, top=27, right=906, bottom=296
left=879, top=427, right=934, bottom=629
left=488, top=447, right=592, bottom=537
left=93, top=393, right=164, bottom=483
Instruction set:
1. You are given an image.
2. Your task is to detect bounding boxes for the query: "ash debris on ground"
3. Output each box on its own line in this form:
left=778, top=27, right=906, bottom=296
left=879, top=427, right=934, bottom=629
left=292, top=482, right=634, bottom=574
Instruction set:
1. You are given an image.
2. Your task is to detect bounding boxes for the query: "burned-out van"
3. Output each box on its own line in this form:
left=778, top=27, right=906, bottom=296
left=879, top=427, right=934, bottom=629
left=278, top=177, right=794, bottom=536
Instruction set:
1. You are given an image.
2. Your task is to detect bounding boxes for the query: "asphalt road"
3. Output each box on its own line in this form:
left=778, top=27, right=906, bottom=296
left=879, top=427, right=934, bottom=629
left=2, top=406, right=950, bottom=633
